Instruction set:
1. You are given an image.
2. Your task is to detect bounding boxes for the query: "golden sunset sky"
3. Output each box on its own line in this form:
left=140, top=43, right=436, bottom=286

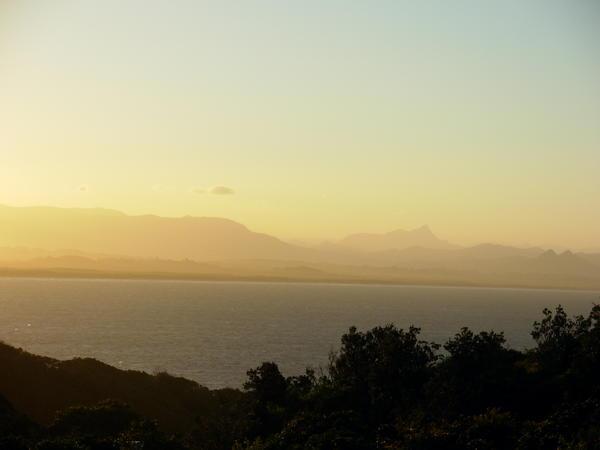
left=1, top=1, right=599, bottom=248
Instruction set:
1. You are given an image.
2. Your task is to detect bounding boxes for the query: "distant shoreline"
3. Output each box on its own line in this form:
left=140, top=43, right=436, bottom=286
left=1, top=267, right=599, bottom=293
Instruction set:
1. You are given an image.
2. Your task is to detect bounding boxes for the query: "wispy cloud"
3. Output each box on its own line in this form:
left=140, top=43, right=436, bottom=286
left=208, top=185, right=235, bottom=195
left=191, top=185, right=235, bottom=195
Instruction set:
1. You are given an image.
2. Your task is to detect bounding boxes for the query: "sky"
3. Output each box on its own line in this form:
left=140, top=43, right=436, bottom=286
left=1, top=1, right=599, bottom=248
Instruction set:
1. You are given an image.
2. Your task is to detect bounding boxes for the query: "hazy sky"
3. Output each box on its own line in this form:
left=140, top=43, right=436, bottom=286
left=1, top=1, right=599, bottom=247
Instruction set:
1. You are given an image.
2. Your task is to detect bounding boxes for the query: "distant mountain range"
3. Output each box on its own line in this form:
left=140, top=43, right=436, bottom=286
left=339, top=225, right=456, bottom=251
left=0, top=204, right=598, bottom=290
left=0, top=204, right=311, bottom=261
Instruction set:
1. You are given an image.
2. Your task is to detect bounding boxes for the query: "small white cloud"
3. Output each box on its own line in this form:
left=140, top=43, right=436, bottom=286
left=208, top=185, right=235, bottom=195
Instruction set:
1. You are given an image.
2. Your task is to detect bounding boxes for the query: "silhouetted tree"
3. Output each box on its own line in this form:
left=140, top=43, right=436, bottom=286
left=329, top=325, right=438, bottom=423
left=429, top=328, right=524, bottom=415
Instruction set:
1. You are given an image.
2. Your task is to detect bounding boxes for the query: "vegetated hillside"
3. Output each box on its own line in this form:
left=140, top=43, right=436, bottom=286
left=1, top=304, right=599, bottom=449
left=0, top=342, right=245, bottom=435
left=0, top=392, right=38, bottom=438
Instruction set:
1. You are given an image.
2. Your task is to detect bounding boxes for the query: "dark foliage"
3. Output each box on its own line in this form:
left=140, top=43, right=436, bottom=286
left=1, top=304, right=599, bottom=449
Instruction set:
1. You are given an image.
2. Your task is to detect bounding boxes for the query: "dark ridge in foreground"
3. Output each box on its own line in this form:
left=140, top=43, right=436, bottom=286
left=1, top=304, right=599, bottom=449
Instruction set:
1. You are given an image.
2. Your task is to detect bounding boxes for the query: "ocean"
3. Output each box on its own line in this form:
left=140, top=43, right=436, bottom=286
left=0, top=277, right=596, bottom=388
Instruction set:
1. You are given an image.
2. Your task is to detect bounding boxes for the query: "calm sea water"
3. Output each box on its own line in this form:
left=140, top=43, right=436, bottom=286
left=0, top=278, right=597, bottom=389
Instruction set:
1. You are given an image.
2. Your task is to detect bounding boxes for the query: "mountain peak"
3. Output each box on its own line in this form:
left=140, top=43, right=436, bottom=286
left=340, top=226, right=454, bottom=252
left=540, top=249, right=558, bottom=258
left=388, top=225, right=432, bottom=236
left=412, top=225, right=434, bottom=235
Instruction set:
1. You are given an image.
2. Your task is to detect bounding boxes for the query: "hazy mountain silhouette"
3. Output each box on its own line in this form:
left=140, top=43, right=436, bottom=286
left=532, top=249, right=599, bottom=275
left=580, top=252, right=600, bottom=268
left=339, top=225, right=456, bottom=252
left=0, top=204, right=599, bottom=289
left=0, top=205, right=312, bottom=261
left=454, top=243, right=545, bottom=259
left=344, top=243, right=546, bottom=265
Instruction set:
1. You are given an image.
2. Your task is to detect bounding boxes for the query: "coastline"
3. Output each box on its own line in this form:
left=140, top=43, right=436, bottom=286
left=1, top=267, right=599, bottom=293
